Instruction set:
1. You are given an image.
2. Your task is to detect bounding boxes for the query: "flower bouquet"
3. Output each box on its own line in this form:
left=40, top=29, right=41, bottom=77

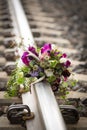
left=7, top=43, right=76, bottom=98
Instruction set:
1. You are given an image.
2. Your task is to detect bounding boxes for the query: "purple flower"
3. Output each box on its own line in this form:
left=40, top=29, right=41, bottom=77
left=30, top=71, right=39, bottom=77
left=54, top=51, right=60, bottom=56
left=62, top=53, right=67, bottom=58
left=64, top=60, right=71, bottom=68
left=21, top=52, right=29, bottom=66
left=57, top=78, right=61, bottom=83
left=62, top=70, right=71, bottom=78
left=41, top=43, right=52, bottom=54
left=38, top=67, right=43, bottom=72
left=28, top=46, right=38, bottom=56
left=51, top=83, right=59, bottom=92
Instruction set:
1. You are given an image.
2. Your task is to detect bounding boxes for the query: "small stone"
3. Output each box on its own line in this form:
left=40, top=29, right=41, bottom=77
left=3, top=62, right=16, bottom=75
left=0, top=57, right=6, bottom=67
left=4, top=49, right=16, bottom=61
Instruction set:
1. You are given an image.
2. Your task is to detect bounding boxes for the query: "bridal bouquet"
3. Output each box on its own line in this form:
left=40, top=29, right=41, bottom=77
left=7, top=43, right=76, bottom=98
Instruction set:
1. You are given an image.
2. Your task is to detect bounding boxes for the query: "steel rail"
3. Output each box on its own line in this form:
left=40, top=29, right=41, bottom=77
left=8, top=0, right=67, bottom=130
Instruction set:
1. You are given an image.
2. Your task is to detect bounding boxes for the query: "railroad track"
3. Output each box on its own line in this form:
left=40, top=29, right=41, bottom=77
left=0, top=0, right=87, bottom=130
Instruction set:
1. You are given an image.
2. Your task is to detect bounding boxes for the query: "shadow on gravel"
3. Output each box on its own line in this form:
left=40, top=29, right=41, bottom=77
left=39, top=0, right=87, bottom=62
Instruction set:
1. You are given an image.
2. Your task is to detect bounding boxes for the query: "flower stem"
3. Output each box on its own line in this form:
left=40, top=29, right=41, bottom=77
left=27, top=51, right=40, bottom=61
left=31, top=75, right=45, bottom=87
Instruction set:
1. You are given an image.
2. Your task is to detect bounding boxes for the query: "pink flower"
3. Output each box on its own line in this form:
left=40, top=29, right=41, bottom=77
left=62, top=53, right=67, bottom=58
left=64, top=60, right=71, bottom=68
left=40, top=52, right=50, bottom=60
left=28, top=46, right=38, bottom=56
left=64, top=77, right=67, bottom=81
left=21, top=52, right=29, bottom=66
left=41, top=43, right=52, bottom=54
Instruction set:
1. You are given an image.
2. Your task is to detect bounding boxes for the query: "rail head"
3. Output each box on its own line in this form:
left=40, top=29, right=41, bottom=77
left=8, top=0, right=67, bottom=130
left=9, top=0, right=34, bottom=45
left=34, top=82, right=66, bottom=130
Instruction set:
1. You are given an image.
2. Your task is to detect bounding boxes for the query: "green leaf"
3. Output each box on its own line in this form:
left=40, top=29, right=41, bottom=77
left=47, top=75, right=56, bottom=83
left=16, top=72, right=24, bottom=84
left=57, top=53, right=62, bottom=58
left=62, top=82, right=68, bottom=88
left=17, top=77, right=24, bottom=84
left=65, top=91, right=69, bottom=95
left=39, top=72, right=44, bottom=77
left=21, top=66, right=30, bottom=74
left=71, top=80, right=77, bottom=87
left=7, top=85, right=18, bottom=97
left=69, top=79, right=77, bottom=87
left=49, top=60, right=58, bottom=68
left=29, top=60, right=37, bottom=68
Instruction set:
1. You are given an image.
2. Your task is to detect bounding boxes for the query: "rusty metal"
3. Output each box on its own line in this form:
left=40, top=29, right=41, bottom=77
left=7, top=104, right=34, bottom=125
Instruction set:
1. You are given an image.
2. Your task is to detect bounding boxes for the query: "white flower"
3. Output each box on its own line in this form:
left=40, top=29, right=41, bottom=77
left=44, top=69, right=53, bottom=77
left=60, top=58, right=67, bottom=63
left=18, top=71, right=24, bottom=78
left=20, top=84, right=24, bottom=89
left=52, top=44, right=57, bottom=50
left=44, top=55, right=50, bottom=60
left=33, top=65, right=39, bottom=71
